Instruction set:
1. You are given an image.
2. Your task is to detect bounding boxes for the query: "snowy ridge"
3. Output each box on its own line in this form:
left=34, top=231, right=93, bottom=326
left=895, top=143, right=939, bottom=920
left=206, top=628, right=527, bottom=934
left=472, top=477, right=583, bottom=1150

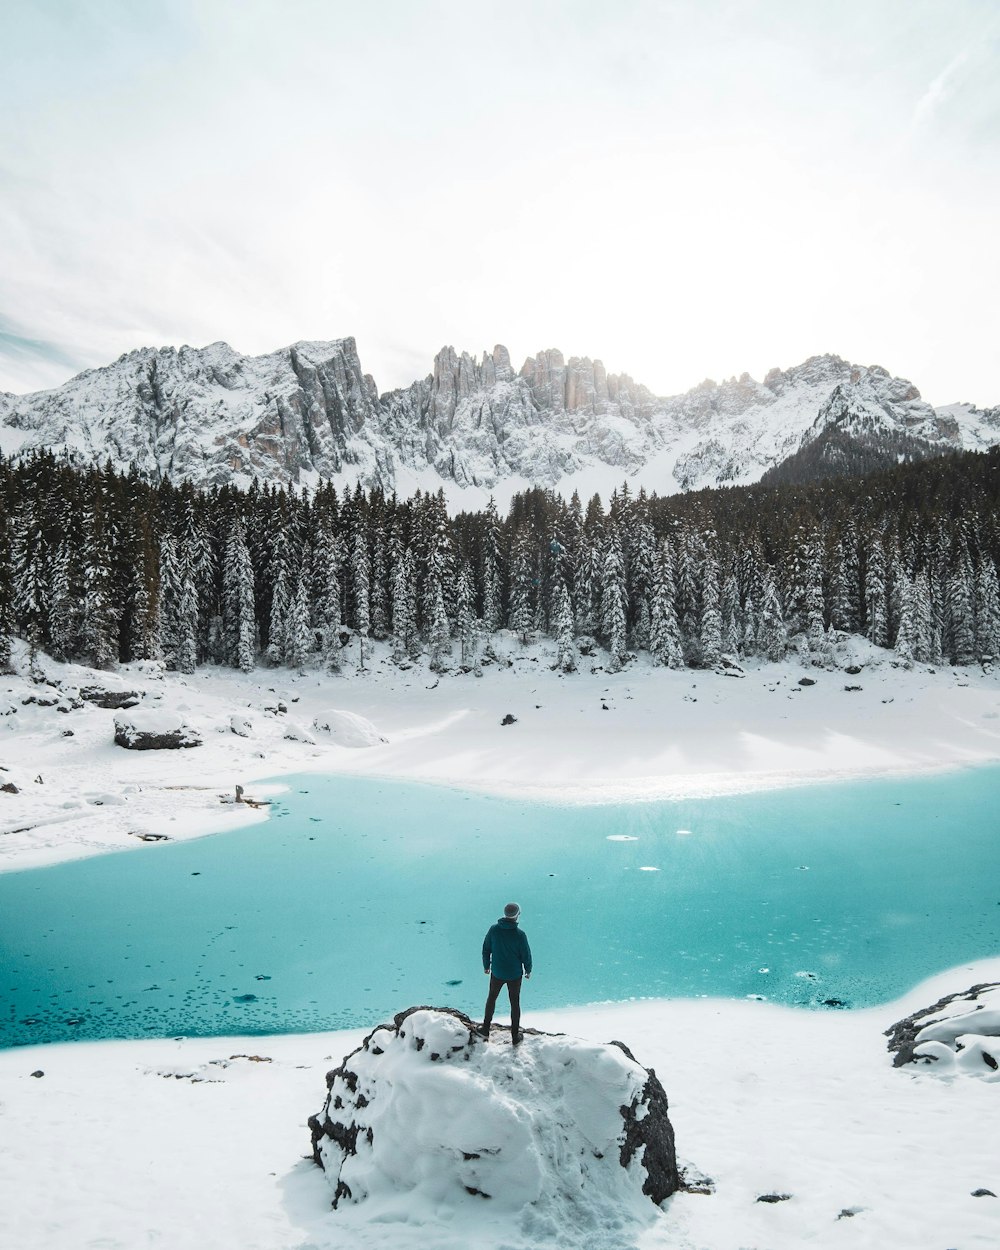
left=1, top=338, right=998, bottom=504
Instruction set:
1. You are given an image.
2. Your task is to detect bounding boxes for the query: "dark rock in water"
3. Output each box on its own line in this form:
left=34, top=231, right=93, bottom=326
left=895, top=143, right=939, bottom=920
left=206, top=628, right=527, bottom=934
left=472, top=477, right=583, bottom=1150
left=797, top=677, right=816, bottom=686
left=233, top=994, right=258, bottom=1003
left=500, top=713, right=517, bottom=726
left=756, top=1192, right=793, bottom=1203
left=885, top=981, right=1000, bottom=1070
left=822, top=998, right=848, bottom=1008
left=308, top=1005, right=680, bottom=1216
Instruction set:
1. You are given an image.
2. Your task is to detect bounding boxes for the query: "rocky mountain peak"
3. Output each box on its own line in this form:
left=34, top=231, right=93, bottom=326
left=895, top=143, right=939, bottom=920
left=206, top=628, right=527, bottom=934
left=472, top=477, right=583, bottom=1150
left=1, top=336, right=997, bottom=500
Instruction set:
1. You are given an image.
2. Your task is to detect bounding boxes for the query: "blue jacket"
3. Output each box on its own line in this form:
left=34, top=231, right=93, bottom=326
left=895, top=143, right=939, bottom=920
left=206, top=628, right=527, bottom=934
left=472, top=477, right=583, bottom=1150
left=483, top=917, right=532, bottom=980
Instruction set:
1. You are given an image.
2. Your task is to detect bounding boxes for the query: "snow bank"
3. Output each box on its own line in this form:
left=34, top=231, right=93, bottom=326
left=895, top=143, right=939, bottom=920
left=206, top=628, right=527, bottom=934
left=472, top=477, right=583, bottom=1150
left=311, top=708, right=387, bottom=748
left=309, top=1007, right=678, bottom=1235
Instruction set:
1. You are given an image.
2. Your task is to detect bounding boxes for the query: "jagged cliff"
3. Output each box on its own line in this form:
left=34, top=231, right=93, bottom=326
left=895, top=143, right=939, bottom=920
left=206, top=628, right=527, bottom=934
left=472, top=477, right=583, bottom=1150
left=1, top=337, right=997, bottom=499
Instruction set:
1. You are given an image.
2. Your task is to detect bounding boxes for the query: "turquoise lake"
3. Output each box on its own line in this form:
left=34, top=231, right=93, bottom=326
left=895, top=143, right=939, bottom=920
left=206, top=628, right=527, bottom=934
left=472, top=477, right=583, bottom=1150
left=1, top=767, right=998, bottom=1048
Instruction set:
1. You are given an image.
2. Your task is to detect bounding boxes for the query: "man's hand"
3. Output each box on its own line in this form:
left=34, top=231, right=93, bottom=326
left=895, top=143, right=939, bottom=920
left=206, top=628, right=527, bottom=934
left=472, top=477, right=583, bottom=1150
left=525, top=972, right=531, bottom=980
left=484, top=968, right=490, bottom=975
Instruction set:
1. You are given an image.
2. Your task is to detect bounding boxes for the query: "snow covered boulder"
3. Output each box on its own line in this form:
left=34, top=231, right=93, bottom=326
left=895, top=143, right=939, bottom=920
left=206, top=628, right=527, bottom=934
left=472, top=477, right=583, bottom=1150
left=885, top=982, right=1000, bottom=1079
left=113, top=708, right=201, bottom=750
left=311, top=708, right=387, bottom=748
left=308, top=1007, right=679, bottom=1228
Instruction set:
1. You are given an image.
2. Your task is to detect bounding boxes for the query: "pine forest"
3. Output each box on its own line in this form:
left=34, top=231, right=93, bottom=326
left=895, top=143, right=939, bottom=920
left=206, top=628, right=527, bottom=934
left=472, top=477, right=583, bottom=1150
left=1, top=447, right=999, bottom=679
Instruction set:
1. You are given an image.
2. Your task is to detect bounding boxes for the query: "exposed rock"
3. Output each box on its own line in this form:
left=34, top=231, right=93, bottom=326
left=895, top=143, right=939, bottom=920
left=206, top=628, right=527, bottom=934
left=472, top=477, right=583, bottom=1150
left=308, top=1006, right=679, bottom=1223
left=885, top=982, right=1000, bottom=1077
left=756, top=1192, right=793, bottom=1203
left=80, top=686, right=141, bottom=709
left=500, top=713, right=517, bottom=725
left=972, top=1189, right=997, bottom=1198
left=113, top=709, right=201, bottom=750
left=1, top=781, right=18, bottom=794
left=798, top=677, right=816, bottom=686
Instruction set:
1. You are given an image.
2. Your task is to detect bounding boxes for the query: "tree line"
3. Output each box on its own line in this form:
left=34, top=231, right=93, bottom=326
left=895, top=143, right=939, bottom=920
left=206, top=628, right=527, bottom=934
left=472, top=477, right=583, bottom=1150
left=1, top=447, right=998, bottom=677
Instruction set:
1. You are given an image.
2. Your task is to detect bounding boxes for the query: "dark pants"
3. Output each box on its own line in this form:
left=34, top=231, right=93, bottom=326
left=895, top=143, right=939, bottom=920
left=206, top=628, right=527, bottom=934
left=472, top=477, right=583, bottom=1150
left=483, top=974, right=522, bottom=1034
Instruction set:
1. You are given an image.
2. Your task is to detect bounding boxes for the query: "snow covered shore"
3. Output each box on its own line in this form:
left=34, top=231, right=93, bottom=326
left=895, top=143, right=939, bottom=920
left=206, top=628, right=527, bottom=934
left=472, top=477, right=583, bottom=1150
left=2, top=634, right=999, bottom=873
left=1, top=960, right=999, bottom=1250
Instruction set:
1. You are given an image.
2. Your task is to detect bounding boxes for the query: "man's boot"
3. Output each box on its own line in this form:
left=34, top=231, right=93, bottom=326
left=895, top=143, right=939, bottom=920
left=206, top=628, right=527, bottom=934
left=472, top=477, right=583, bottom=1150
left=476, top=1023, right=490, bottom=1038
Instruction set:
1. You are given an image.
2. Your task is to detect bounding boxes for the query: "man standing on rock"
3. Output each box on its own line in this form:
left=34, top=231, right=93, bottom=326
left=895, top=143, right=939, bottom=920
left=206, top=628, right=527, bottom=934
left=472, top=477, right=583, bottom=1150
left=479, top=902, right=532, bottom=1044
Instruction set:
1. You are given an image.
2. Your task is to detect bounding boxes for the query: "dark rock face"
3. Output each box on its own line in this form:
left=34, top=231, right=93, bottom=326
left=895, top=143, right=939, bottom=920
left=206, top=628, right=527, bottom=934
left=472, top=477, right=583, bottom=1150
left=308, top=1005, right=680, bottom=1214
left=609, top=1039, right=681, bottom=1204
left=885, top=982, right=1000, bottom=1069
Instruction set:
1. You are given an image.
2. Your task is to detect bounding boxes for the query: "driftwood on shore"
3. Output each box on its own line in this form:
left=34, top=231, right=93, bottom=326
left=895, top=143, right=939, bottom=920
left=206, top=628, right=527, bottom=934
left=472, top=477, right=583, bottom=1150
left=233, top=784, right=271, bottom=809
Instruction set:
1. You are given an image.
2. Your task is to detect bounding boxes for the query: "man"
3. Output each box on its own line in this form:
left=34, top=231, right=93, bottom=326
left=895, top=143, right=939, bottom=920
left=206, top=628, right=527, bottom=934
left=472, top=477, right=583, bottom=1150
left=479, top=902, right=532, bottom=1044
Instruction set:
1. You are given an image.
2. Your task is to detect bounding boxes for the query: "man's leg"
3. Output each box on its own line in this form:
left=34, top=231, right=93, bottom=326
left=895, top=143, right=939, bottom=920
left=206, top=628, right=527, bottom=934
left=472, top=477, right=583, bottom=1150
left=508, top=977, right=522, bottom=1039
left=480, top=975, right=503, bottom=1035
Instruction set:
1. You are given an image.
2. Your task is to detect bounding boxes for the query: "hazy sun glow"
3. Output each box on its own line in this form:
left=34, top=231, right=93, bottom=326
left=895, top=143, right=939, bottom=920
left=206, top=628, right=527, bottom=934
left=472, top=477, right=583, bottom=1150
left=1, top=0, right=998, bottom=406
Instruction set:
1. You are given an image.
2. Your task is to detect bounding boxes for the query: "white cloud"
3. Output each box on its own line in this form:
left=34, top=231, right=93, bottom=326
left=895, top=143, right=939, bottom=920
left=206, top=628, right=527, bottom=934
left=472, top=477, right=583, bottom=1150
left=1, top=0, right=998, bottom=406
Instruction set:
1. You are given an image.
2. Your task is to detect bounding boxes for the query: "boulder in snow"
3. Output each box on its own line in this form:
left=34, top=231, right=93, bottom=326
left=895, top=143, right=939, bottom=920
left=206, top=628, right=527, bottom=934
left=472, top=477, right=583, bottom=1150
left=308, top=1006, right=679, bottom=1226
left=885, top=982, right=1000, bottom=1079
left=80, top=686, right=141, bottom=709
left=114, top=708, right=201, bottom=751
left=229, top=714, right=254, bottom=738
left=311, top=709, right=387, bottom=748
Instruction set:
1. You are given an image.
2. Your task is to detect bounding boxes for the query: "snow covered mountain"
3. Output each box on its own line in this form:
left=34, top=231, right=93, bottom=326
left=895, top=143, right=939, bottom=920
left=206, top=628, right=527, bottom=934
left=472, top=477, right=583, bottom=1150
left=1, top=338, right=997, bottom=504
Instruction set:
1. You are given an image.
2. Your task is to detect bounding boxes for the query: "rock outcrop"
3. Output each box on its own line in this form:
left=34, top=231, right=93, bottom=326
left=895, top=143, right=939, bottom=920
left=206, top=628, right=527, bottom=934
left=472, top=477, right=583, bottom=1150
left=885, top=982, right=1000, bottom=1078
left=308, top=1006, right=679, bottom=1225
left=113, top=708, right=201, bottom=750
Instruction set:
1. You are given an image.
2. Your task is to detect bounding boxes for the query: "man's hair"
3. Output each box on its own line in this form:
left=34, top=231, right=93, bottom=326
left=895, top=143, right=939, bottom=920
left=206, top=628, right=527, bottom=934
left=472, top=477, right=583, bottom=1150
left=503, top=902, right=520, bottom=919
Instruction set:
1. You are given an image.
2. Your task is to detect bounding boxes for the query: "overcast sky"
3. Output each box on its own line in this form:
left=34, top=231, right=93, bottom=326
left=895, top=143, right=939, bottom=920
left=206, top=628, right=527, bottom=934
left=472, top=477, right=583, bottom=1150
left=2, top=0, right=998, bottom=405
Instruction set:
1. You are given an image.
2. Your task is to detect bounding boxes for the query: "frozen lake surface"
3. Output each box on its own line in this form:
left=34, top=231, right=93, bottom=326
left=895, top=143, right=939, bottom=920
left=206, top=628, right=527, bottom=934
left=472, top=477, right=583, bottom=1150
left=1, top=766, right=998, bottom=1047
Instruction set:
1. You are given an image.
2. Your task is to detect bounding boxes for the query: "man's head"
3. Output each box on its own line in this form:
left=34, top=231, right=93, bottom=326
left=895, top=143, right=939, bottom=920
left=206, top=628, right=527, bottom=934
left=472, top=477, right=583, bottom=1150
left=504, top=902, right=521, bottom=920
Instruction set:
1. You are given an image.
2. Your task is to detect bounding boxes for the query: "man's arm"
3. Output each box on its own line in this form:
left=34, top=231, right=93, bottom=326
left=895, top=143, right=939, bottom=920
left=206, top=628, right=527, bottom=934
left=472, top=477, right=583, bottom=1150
left=521, top=932, right=532, bottom=977
left=482, top=928, right=492, bottom=973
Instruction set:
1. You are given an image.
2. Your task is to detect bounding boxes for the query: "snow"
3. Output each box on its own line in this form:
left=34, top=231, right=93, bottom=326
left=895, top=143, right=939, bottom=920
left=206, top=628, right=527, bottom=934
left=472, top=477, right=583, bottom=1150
left=314, top=1009, right=654, bottom=1224
left=2, top=961, right=1000, bottom=1250
left=311, top=708, right=388, bottom=747
left=2, top=634, right=999, bottom=874
left=2, top=638, right=1000, bottom=1246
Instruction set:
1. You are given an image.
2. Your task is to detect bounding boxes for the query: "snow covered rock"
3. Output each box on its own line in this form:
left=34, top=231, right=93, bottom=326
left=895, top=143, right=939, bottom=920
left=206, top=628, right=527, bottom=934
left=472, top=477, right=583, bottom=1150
left=308, top=1006, right=679, bottom=1226
left=79, top=685, right=141, bottom=709
left=311, top=708, right=387, bottom=747
left=885, top=982, right=1000, bottom=1079
left=113, top=708, right=201, bottom=750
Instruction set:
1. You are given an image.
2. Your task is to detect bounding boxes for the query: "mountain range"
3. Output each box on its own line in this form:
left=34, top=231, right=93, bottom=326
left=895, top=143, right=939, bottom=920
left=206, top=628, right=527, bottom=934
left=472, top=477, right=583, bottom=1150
left=1, top=337, right=997, bottom=505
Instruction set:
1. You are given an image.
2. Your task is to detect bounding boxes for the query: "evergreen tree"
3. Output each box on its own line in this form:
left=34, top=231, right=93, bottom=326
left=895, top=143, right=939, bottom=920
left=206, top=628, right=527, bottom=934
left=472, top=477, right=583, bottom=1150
left=649, top=540, right=684, bottom=668
left=864, top=533, right=888, bottom=648
left=481, top=498, right=504, bottom=634
left=699, top=549, right=723, bottom=667
left=455, top=562, right=478, bottom=668
left=285, top=559, right=312, bottom=670
left=552, top=578, right=577, bottom=673
left=352, top=528, right=371, bottom=671
left=758, top=570, right=787, bottom=661
left=601, top=530, right=628, bottom=671
left=391, top=546, right=417, bottom=664
left=974, top=559, right=1000, bottom=662
left=223, top=519, right=256, bottom=672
